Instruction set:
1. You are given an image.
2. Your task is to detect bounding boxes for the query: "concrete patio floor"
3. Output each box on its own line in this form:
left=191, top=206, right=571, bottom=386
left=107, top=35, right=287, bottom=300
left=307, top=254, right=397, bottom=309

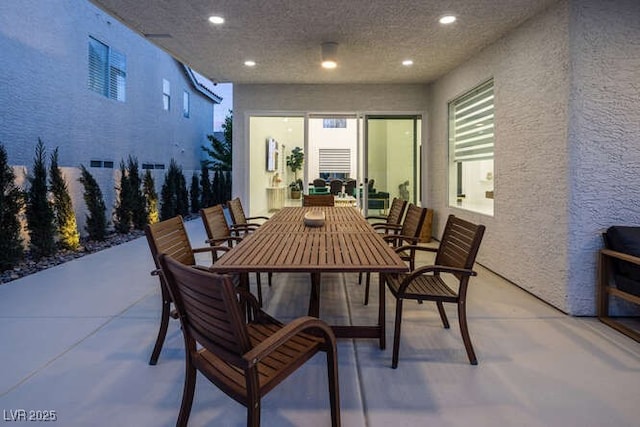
left=1, top=218, right=639, bottom=426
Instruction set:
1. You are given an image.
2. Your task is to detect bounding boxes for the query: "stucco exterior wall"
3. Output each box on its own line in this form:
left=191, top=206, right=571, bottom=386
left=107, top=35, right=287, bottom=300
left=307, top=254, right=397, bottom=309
left=233, top=83, right=428, bottom=213
left=567, top=0, right=640, bottom=314
left=427, top=1, right=572, bottom=311
left=0, top=0, right=214, bottom=233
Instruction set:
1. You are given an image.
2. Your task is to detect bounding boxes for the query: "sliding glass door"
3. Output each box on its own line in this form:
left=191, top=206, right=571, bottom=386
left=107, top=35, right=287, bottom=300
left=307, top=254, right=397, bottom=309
left=364, top=116, right=421, bottom=215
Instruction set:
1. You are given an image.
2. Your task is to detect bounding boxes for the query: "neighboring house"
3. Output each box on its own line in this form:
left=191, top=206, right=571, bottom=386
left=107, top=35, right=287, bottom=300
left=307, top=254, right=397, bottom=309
left=0, top=0, right=221, bottom=233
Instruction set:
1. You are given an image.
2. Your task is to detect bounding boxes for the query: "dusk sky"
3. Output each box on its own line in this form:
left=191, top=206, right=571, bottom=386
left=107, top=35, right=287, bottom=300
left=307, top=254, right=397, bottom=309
left=213, top=83, right=233, bottom=131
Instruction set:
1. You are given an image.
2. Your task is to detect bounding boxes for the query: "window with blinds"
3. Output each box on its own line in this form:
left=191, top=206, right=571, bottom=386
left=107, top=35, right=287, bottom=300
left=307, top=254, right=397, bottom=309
left=448, top=79, right=494, bottom=216
left=88, top=37, right=126, bottom=102
left=450, top=79, right=494, bottom=163
left=319, top=149, right=351, bottom=174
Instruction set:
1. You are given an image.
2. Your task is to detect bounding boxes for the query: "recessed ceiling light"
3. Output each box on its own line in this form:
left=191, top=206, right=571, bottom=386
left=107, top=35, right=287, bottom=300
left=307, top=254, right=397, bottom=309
left=244, top=60, right=256, bottom=67
left=322, top=60, right=337, bottom=69
left=402, top=59, right=414, bottom=66
left=208, top=15, right=224, bottom=25
left=439, top=15, right=456, bottom=24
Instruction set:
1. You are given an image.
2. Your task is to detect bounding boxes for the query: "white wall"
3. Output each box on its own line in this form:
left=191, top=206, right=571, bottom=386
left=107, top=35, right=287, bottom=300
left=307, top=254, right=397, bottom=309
left=248, top=117, right=304, bottom=215
left=428, top=0, right=640, bottom=315
left=427, top=1, right=572, bottom=311
left=566, top=0, right=640, bottom=314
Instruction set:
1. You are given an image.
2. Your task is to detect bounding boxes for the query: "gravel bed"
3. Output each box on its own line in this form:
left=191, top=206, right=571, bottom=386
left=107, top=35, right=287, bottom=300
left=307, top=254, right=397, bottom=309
left=0, top=230, right=145, bottom=284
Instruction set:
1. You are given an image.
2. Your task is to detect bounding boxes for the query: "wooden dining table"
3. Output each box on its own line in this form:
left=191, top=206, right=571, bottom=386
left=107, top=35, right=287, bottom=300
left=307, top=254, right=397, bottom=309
left=208, top=206, right=409, bottom=348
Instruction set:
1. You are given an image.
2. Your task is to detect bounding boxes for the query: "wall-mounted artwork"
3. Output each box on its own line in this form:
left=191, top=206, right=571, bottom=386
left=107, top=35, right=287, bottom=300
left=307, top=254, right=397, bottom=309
left=266, top=138, right=278, bottom=171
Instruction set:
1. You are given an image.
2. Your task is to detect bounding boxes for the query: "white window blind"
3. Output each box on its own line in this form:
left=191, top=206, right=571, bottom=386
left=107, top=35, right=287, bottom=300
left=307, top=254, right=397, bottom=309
left=319, top=149, right=351, bottom=173
left=450, top=80, right=494, bottom=163
left=88, top=37, right=126, bottom=102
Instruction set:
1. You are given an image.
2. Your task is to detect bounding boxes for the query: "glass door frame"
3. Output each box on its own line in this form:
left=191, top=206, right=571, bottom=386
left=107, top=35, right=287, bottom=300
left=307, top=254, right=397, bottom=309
left=362, top=114, right=422, bottom=217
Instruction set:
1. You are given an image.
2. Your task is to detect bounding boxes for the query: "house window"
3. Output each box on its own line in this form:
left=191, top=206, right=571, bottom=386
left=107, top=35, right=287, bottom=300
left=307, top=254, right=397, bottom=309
left=89, top=160, right=114, bottom=168
left=448, top=79, right=494, bottom=216
left=323, top=118, right=347, bottom=128
left=88, top=37, right=126, bottom=102
left=163, top=79, right=170, bottom=110
left=183, top=91, right=190, bottom=117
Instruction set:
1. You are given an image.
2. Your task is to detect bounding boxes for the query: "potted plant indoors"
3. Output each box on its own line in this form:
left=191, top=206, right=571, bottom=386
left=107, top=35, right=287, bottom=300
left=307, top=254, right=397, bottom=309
left=286, top=146, right=304, bottom=199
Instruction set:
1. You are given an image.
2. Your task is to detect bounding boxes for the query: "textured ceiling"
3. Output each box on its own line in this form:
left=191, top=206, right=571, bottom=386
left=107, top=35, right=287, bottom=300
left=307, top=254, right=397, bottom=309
left=89, top=0, right=559, bottom=84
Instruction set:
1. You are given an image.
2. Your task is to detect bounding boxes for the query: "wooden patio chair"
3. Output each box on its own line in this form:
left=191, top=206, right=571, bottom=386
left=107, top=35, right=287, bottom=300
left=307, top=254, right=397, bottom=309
left=359, top=197, right=408, bottom=288
left=303, top=193, right=335, bottom=207
left=158, top=253, right=341, bottom=427
left=313, top=178, right=327, bottom=189
left=383, top=214, right=485, bottom=367
left=227, top=197, right=269, bottom=236
left=329, top=179, right=343, bottom=195
left=200, top=204, right=270, bottom=306
left=144, top=215, right=230, bottom=365
left=343, top=179, right=357, bottom=197
left=363, top=203, right=428, bottom=305
left=598, top=226, right=640, bottom=342
left=366, top=197, right=408, bottom=233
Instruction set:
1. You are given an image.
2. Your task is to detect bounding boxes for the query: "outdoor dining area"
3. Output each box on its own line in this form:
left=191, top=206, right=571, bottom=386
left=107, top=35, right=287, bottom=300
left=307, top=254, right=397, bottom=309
left=1, top=199, right=639, bottom=426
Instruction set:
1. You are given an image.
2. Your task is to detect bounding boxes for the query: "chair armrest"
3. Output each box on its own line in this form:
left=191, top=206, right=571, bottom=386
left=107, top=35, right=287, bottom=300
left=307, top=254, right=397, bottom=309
left=246, top=216, right=269, bottom=222
left=366, top=215, right=388, bottom=221
left=395, top=244, right=438, bottom=254
left=396, top=264, right=476, bottom=294
left=232, top=223, right=263, bottom=229
left=373, top=223, right=402, bottom=232
left=205, top=236, right=243, bottom=245
left=601, top=248, right=640, bottom=265
left=193, top=245, right=231, bottom=262
left=243, top=316, right=336, bottom=367
left=230, top=224, right=260, bottom=233
left=384, top=234, right=420, bottom=246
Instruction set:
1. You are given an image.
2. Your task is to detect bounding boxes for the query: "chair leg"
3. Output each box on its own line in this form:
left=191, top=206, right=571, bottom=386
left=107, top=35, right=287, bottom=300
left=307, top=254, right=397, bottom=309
left=392, top=298, right=404, bottom=369
left=458, top=301, right=477, bottom=365
left=364, top=273, right=371, bottom=305
left=247, top=399, right=261, bottom=427
left=436, top=301, right=450, bottom=329
left=149, top=293, right=171, bottom=365
left=255, top=273, right=263, bottom=307
left=326, top=345, right=341, bottom=427
left=177, top=357, right=197, bottom=427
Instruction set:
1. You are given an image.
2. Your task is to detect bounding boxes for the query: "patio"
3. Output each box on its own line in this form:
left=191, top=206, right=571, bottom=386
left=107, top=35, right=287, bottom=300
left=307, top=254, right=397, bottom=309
left=1, top=218, right=639, bottom=426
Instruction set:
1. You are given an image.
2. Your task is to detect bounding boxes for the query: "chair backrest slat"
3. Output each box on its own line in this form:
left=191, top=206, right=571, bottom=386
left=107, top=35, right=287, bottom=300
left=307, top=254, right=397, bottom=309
left=303, top=194, right=335, bottom=207
left=159, top=254, right=251, bottom=363
left=436, top=215, right=486, bottom=274
left=228, top=197, right=247, bottom=225
left=200, top=205, right=232, bottom=241
left=401, top=204, right=426, bottom=238
left=387, top=198, right=408, bottom=225
left=145, top=216, right=195, bottom=267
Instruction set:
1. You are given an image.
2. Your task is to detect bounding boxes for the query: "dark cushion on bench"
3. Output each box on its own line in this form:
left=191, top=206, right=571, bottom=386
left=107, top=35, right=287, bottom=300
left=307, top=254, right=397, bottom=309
left=605, top=226, right=640, bottom=297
